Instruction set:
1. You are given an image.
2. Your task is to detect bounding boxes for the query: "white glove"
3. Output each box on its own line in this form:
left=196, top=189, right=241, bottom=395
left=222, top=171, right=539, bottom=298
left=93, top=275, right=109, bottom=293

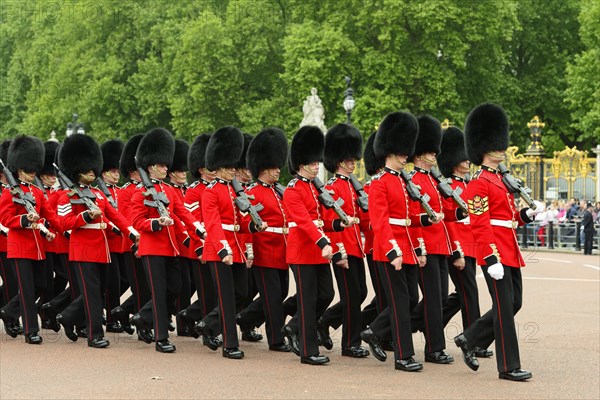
left=487, top=263, right=504, bottom=280
left=525, top=201, right=546, bottom=218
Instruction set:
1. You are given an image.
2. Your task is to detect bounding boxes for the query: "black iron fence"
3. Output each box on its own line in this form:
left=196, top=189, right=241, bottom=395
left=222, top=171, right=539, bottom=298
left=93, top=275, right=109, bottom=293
left=517, top=220, right=599, bottom=251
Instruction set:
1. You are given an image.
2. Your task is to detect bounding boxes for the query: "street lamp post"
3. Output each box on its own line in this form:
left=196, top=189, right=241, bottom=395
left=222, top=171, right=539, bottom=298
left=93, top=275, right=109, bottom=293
left=343, top=76, right=355, bottom=124
left=66, top=113, right=85, bottom=137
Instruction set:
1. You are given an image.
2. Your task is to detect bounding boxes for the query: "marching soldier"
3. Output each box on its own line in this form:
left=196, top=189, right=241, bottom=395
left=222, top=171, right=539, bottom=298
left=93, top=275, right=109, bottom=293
left=240, top=127, right=291, bottom=351
left=454, top=103, right=544, bottom=381
left=129, top=128, right=205, bottom=353
left=99, top=139, right=126, bottom=333
left=436, top=126, right=492, bottom=358
left=56, top=134, right=138, bottom=348
left=319, top=123, right=370, bottom=358
left=0, top=140, right=18, bottom=316
left=0, top=135, right=60, bottom=344
left=362, top=112, right=425, bottom=371
left=199, top=127, right=266, bottom=360
left=110, top=133, right=150, bottom=339
left=177, top=134, right=219, bottom=347
left=284, top=126, right=348, bottom=365
left=409, top=115, right=454, bottom=364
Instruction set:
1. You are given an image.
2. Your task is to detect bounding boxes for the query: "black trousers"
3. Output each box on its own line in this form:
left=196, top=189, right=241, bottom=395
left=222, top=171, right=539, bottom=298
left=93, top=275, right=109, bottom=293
left=361, top=254, right=387, bottom=329
left=442, top=256, right=480, bottom=330
left=2, top=259, right=46, bottom=334
left=208, top=262, right=247, bottom=349
left=104, top=253, right=121, bottom=324
left=0, top=252, right=16, bottom=307
left=50, top=253, right=69, bottom=298
left=175, top=257, right=192, bottom=326
left=138, top=256, right=182, bottom=342
left=411, top=254, right=448, bottom=353
left=584, top=230, right=594, bottom=255
left=465, top=265, right=523, bottom=373
left=321, top=256, right=367, bottom=349
left=75, top=262, right=108, bottom=340
left=290, top=264, right=334, bottom=358
left=378, top=262, right=415, bottom=360
left=121, top=251, right=150, bottom=315
left=38, top=256, right=55, bottom=320
left=48, top=260, right=80, bottom=314
left=185, top=260, right=216, bottom=322
left=249, top=266, right=289, bottom=345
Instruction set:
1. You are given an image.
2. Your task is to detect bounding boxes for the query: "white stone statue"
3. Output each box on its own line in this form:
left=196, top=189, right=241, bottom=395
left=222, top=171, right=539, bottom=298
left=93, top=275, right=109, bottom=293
left=300, top=88, right=327, bottom=133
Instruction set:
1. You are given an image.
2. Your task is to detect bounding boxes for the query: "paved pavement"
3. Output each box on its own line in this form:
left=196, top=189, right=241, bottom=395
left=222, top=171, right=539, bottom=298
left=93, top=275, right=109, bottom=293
left=1, top=250, right=598, bottom=399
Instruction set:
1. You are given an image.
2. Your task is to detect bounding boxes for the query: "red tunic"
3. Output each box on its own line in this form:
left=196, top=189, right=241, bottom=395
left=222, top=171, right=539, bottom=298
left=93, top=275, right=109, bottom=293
left=58, top=186, right=134, bottom=263
left=284, top=176, right=344, bottom=265
left=246, top=181, right=288, bottom=270
left=47, top=188, right=69, bottom=254
left=360, top=181, right=373, bottom=255
left=104, top=184, right=124, bottom=254
left=201, top=178, right=253, bottom=264
left=465, top=166, right=531, bottom=268
left=118, top=181, right=139, bottom=253
left=369, top=168, right=428, bottom=265
left=441, top=176, right=476, bottom=259
left=183, top=179, right=210, bottom=259
left=130, top=180, right=200, bottom=258
left=411, top=167, right=452, bottom=255
left=325, top=174, right=364, bottom=259
left=0, top=182, right=62, bottom=260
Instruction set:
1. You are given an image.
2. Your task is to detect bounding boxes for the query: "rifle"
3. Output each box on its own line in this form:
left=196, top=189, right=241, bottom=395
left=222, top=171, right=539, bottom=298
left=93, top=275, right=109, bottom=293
left=95, top=177, right=118, bottom=209
left=430, top=167, right=468, bottom=214
left=312, top=177, right=350, bottom=226
left=274, top=182, right=286, bottom=198
left=399, top=169, right=437, bottom=221
left=498, top=163, right=536, bottom=210
left=231, top=178, right=265, bottom=228
left=54, top=163, right=121, bottom=235
left=349, top=174, right=369, bottom=212
left=136, top=166, right=171, bottom=220
left=0, top=158, right=52, bottom=238
left=33, top=176, right=48, bottom=199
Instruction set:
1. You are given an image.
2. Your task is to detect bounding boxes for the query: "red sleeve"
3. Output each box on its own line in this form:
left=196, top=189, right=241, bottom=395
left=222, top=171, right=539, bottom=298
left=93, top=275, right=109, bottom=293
left=57, top=193, right=90, bottom=231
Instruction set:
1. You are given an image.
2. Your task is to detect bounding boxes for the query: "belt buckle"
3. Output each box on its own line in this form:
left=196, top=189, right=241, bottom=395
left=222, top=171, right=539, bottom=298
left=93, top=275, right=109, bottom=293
left=512, top=220, right=517, bottom=229
left=406, top=219, right=411, bottom=227
left=100, top=222, right=107, bottom=229
left=282, top=227, right=289, bottom=235
left=234, top=224, right=240, bottom=232
left=316, top=220, right=324, bottom=228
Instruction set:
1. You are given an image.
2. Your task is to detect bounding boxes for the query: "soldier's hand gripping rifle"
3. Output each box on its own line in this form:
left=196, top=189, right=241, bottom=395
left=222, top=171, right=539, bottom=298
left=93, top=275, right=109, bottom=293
left=231, top=178, right=265, bottom=229
left=399, top=169, right=438, bottom=221
left=497, top=163, right=536, bottom=210
left=312, top=177, right=351, bottom=226
left=54, top=163, right=121, bottom=235
left=430, top=167, right=468, bottom=214
left=0, top=158, right=52, bottom=238
left=349, top=174, right=369, bottom=212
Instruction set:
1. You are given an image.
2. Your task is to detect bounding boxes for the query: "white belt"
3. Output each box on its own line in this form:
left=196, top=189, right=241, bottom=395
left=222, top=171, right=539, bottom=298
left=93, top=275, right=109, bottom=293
left=81, top=223, right=107, bottom=230
left=456, top=216, right=471, bottom=225
left=264, top=227, right=288, bottom=234
left=389, top=218, right=411, bottom=226
left=288, top=220, right=323, bottom=229
left=490, top=219, right=518, bottom=229
left=221, top=223, right=240, bottom=232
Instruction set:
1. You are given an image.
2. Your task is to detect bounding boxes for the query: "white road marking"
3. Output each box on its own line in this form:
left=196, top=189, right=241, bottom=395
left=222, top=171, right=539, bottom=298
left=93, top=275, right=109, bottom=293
left=583, top=264, right=600, bottom=271
left=536, top=257, right=573, bottom=264
left=476, top=274, right=598, bottom=282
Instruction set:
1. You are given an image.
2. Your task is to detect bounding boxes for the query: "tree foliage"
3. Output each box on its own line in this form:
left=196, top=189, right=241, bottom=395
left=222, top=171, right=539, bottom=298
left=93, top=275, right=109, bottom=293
left=0, top=0, right=596, bottom=154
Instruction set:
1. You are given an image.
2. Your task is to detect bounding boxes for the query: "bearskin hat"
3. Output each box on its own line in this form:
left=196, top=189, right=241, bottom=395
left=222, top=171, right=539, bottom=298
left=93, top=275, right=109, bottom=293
left=235, top=133, right=254, bottom=169
left=289, top=125, right=325, bottom=173
left=464, top=103, right=509, bottom=166
left=120, top=134, right=144, bottom=177
left=58, top=134, right=103, bottom=183
left=205, top=126, right=244, bottom=171
left=364, top=132, right=385, bottom=176
left=374, top=111, right=419, bottom=158
left=136, top=128, right=175, bottom=171
left=246, top=128, right=288, bottom=180
left=438, top=127, right=468, bottom=177
left=412, top=115, right=442, bottom=159
left=40, top=141, right=60, bottom=176
left=188, top=134, right=212, bottom=179
left=7, top=135, right=44, bottom=175
left=101, top=139, right=124, bottom=173
left=323, top=123, right=363, bottom=174
left=0, top=140, right=11, bottom=165
left=171, top=139, right=190, bottom=172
